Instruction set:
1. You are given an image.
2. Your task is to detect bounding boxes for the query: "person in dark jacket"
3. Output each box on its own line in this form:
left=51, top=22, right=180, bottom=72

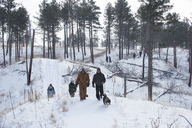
left=47, top=84, right=55, bottom=98
left=69, top=80, right=77, bottom=97
left=92, top=68, right=106, bottom=100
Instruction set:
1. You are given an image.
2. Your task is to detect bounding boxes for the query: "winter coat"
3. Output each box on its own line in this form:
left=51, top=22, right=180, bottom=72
left=92, top=72, right=106, bottom=86
left=47, top=86, right=55, bottom=97
left=75, top=72, right=90, bottom=87
left=69, top=82, right=76, bottom=92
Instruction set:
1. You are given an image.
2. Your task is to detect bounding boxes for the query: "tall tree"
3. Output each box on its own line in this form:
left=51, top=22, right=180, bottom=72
left=39, top=1, right=60, bottom=59
left=114, top=0, right=130, bottom=60
left=0, top=7, right=7, bottom=66
left=104, top=2, right=115, bottom=57
left=3, top=0, right=16, bottom=65
left=87, top=0, right=101, bottom=63
left=166, top=12, right=179, bottom=68
left=61, top=2, right=69, bottom=59
left=138, top=0, right=172, bottom=101
left=38, top=0, right=47, bottom=58
left=10, top=6, right=28, bottom=62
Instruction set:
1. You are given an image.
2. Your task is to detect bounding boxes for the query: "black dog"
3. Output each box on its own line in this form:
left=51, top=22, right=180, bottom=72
left=103, top=94, right=111, bottom=107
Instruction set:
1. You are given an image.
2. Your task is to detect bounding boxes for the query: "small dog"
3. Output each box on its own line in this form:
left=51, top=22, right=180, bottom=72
left=103, top=94, right=111, bottom=107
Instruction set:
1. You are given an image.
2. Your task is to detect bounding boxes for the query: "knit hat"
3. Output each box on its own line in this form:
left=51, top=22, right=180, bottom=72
left=50, top=84, right=52, bottom=86
left=97, top=68, right=100, bottom=71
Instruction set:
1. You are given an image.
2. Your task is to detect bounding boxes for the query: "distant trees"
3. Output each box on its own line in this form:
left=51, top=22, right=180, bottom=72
left=0, top=0, right=28, bottom=65
left=38, top=0, right=60, bottom=59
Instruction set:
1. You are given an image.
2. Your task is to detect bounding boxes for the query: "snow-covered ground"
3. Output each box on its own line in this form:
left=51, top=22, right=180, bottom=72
left=0, top=46, right=192, bottom=128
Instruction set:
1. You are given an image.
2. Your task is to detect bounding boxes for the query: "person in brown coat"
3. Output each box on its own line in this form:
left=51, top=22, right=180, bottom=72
left=75, top=68, right=90, bottom=100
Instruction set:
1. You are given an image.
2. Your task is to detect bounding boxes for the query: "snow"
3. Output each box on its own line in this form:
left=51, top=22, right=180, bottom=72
left=0, top=47, right=192, bottom=127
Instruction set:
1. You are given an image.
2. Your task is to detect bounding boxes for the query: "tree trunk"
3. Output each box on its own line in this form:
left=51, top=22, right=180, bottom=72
left=52, top=24, right=56, bottom=59
left=108, top=25, right=111, bottom=54
left=47, top=29, right=50, bottom=58
left=188, top=42, right=192, bottom=87
left=119, top=22, right=121, bottom=60
left=146, top=21, right=153, bottom=101
left=43, top=29, right=45, bottom=58
left=165, top=47, right=169, bottom=63
left=66, top=24, right=69, bottom=58
left=26, top=29, right=29, bottom=85
left=69, top=23, right=72, bottom=60
left=142, top=50, right=146, bottom=80
left=77, top=21, right=80, bottom=52
left=72, top=20, right=76, bottom=61
left=2, top=27, right=6, bottom=66
left=173, top=42, right=177, bottom=68
left=83, top=22, right=86, bottom=55
left=27, top=29, right=35, bottom=85
left=64, top=24, right=66, bottom=59
left=8, top=31, right=12, bottom=65
left=80, top=28, right=84, bottom=60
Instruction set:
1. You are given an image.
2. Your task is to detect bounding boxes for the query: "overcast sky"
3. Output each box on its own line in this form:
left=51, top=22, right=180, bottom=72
left=15, top=0, right=192, bottom=27
left=14, top=0, right=192, bottom=44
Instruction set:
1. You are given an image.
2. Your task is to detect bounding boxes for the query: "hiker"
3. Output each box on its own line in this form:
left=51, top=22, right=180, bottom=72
left=69, top=80, right=77, bottom=97
left=75, top=68, right=90, bottom=101
left=109, top=56, right=112, bottom=62
left=106, top=56, right=108, bottom=62
left=47, top=84, right=55, bottom=98
left=133, top=52, right=136, bottom=59
left=92, top=68, right=106, bottom=100
left=139, top=51, right=142, bottom=57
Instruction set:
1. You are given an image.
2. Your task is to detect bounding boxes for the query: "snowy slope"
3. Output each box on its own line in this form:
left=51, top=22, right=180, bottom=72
left=1, top=47, right=192, bottom=127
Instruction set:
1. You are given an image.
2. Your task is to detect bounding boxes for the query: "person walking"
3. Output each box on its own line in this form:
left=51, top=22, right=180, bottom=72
left=47, top=84, right=55, bottom=100
left=92, top=68, right=106, bottom=100
left=75, top=68, right=90, bottom=100
left=69, top=80, right=77, bottom=97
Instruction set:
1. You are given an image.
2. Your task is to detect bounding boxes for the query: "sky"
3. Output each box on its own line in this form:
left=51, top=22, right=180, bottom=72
left=14, top=0, right=192, bottom=44
left=15, top=0, right=192, bottom=28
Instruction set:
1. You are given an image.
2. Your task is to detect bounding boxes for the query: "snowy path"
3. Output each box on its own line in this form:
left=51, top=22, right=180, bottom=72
left=63, top=87, right=126, bottom=128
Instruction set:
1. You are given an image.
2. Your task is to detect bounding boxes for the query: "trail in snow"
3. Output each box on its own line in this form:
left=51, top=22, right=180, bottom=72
left=63, top=87, right=126, bottom=128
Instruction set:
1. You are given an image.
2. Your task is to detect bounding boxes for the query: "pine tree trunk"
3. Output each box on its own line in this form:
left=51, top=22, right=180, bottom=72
left=52, top=24, right=56, bottom=59
left=47, top=29, right=50, bottom=58
left=188, top=43, right=192, bottom=87
left=173, top=42, right=177, bottom=68
left=2, top=28, right=6, bottom=66
left=8, top=31, right=12, bottom=65
left=43, top=29, right=45, bottom=58
left=72, top=20, right=76, bottom=61
left=119, top=22, right=121, bottom=60
left=26, top=29, right=29, bottom=85
left=142, top=51, right=146, bottom=81
left=83, top=22, right=86, bottom=55
left=77, top=21, right=80, bottom=52
left=108, top=26, right=111, bottom=54
left=64, top=24, right=66, bottom=59
left=66, top=24, right=69, bottom=58
left=147, top=22, right=153, bottom=101
left=80, top=28, right=84, bottom=60
left=165, top=47, right=169, bottom=63
left=27, top=29, right=35, bottom=85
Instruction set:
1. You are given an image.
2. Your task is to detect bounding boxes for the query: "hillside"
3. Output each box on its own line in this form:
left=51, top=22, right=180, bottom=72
left=0, top=47, right=192, bottom=128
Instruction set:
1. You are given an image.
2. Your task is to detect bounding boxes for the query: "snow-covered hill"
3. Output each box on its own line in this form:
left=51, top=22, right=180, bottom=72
left=0, top=47, right=192, bottom=128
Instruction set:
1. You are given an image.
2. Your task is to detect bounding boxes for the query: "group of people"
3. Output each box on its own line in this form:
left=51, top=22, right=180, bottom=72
left=133, top=51, right=142, bottom=59
left=47, top=67, right=106, bottom=101
left=106, top=56, right=112, bottom=63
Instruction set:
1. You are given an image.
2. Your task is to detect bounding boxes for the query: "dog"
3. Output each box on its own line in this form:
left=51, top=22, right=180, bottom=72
left=103, top=94, right=111, bottom=107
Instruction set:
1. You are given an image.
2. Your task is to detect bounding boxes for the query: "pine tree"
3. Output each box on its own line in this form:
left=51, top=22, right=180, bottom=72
left=138, top=0, right=172, bottom=101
